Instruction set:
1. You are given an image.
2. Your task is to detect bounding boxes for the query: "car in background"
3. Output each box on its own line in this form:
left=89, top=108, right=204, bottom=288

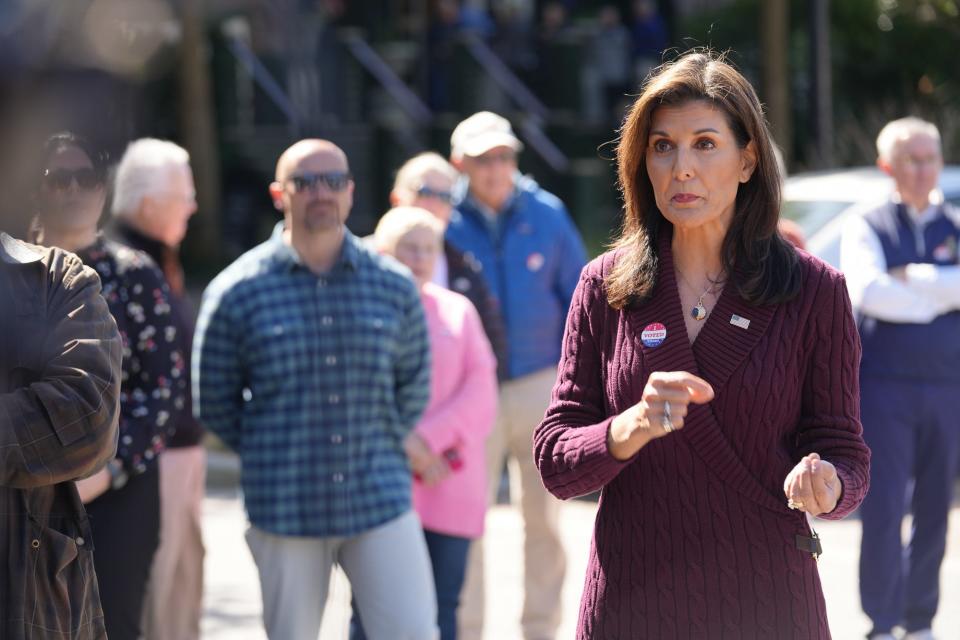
left=781, top=165, right=960, bottom=267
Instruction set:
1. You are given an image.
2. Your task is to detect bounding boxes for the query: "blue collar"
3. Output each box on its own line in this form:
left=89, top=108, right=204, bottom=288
left=267, top=222, right=360, bottom=274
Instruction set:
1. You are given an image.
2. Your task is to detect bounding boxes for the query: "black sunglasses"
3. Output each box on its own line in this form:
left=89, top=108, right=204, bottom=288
left=415, top=185, right=454, bottom=205
left=287, top=172, right=352, bottom=193
left=42, top=168, right=103, bottom=191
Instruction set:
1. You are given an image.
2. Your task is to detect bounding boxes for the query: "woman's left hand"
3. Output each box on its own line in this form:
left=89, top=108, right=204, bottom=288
left=782, top=453, right=843, bottom=517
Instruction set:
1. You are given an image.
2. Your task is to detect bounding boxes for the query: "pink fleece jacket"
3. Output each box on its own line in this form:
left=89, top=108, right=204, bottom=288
left=412, top=282, right=498, bottom=539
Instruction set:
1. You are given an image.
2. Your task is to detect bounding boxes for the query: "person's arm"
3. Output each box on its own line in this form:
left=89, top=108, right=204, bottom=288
left=192, top=279, right=245, bottom=452
left=900, top=262, right=960, bottom=309
left=416, top=302, right=498, bottom=453
left=0, top=253, right=121, bottom=488
left=392, top=281, right=431, bottom=439
left=112, top=263, right=186, bottom=475
left=534, top=271, right=633, bottom=500
left=840, top=215, right=951, bottom=323
left=793, top=269, right=871, bottom=520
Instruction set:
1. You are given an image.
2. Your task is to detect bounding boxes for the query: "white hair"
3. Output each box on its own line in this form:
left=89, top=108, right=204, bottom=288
left=374, top=206, right=444, bottom=254
left=876, top=117, right=941, bottom=162
left=392, top=152, right=459, bottom=201
left=111, top=138, right=191, bottom=217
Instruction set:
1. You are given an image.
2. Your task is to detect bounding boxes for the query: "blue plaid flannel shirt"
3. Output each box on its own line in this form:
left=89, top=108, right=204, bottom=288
left=193, top=224, right=430, bottom=537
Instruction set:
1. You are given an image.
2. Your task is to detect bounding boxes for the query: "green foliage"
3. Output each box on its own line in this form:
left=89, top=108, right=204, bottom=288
left=678, top=0, right=960, bottom=167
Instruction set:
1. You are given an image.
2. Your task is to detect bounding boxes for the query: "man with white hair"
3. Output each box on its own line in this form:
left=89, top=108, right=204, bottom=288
left=110, top=138, right=204, bottom=640
left=841, top=117, right=960, bottom=640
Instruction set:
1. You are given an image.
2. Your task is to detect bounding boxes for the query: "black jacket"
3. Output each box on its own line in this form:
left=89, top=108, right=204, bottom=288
left=0, top=234, right=121, bottom=639
left=444, top=241, right=508, bottom=382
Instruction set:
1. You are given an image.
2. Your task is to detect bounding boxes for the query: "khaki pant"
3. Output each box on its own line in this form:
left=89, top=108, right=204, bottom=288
left=142, top=445, right=206, bottom=640
left=457, top=367, right=566, bottom=640
left=246, top=511, right=438, bottom=640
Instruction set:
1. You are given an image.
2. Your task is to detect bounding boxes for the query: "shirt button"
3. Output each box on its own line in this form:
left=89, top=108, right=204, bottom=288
left=330, top=434, right=343, bottom=444
left=318, top=278, right=327, bottom=287
left=76, top=537, right=85, bottom=546
left=31, top=539, right=40, bottom=549
left=321, top=316, right=334, bottom=326
left=328, top=394, right=340, bottom=404
left=325, top=355, right=337, bottom=366
left=332, top=473, right=344, bottom=483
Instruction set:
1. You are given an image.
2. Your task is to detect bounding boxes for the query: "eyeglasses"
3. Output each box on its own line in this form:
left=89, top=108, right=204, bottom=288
left=287, top=172, right=352, bottom=193
left=42, top=168, right=103, bottom=191
left=415, top=185, right=454, bottom=204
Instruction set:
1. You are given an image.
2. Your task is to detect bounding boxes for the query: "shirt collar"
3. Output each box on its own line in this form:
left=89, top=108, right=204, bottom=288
left=892, top=189, right=944, bottom=226
left=0, top=233, right=43, bottom=265
left=268, top=222, right=360, bottom=274
left=111, top=220, right=166, bottom=264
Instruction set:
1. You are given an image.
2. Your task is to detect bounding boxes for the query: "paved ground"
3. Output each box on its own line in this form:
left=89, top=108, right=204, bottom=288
left=200, top=482, right=960, bottom=640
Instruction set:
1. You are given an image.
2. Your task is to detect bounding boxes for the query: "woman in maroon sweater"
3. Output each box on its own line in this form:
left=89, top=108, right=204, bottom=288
left=534, top=51, right=870, bottom=639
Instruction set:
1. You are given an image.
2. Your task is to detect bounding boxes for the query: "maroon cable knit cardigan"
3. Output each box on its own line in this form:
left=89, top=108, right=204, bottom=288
left=535, top=231, right=871, bottom=640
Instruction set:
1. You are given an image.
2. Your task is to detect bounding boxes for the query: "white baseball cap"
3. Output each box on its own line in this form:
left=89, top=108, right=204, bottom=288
left=450, top=111, right=524, bottom=159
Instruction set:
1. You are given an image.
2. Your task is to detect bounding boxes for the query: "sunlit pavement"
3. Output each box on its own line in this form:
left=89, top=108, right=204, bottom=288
left=201, top=482, right=960, bottom=640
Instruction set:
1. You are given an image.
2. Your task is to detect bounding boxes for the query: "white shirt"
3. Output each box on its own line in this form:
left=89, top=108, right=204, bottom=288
left=840, top=191, right=960, bottom=324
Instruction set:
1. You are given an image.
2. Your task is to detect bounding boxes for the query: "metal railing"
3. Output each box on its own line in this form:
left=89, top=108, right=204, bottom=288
left=222, top=21, right=303, bottom=135
left=341, top=32, right=433, bottom=126
left=460, top=33, right=570, bottom=173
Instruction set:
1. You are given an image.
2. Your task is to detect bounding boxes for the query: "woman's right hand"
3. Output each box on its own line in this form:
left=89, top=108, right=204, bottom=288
left=607, top=371, right=715, bottom=461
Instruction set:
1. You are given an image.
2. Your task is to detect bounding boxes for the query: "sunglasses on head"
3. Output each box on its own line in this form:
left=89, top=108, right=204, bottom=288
left=415, top=185, right=454, bottom=205
left=287, top=172, right=352, bottom=193
left=42, top=168, right=103, bottom=191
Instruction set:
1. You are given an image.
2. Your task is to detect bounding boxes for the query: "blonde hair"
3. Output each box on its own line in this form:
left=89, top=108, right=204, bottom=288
left=392, top=152, right=459, bottom=202
left=112, top=138, right=191, bottom=217
left=374, top=206, right=444, bottom=254
left=876, top=117, right=941, bottom=162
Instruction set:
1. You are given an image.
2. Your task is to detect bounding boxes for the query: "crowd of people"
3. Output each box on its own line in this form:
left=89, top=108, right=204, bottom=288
left=0, top=47, right=957, bottom=640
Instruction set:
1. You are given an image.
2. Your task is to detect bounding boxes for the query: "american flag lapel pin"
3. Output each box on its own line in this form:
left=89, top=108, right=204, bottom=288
left=730, top=314, right=751, bottom=330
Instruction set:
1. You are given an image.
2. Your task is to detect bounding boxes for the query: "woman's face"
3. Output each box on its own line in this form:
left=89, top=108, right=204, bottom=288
left=392, top=226, right=441, bottom=289
left=39, top=144, right=106, bottom=234
left=645, top=100, right=756, bottom=234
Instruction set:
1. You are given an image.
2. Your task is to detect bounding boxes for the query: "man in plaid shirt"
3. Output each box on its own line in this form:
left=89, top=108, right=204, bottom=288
left=193, top=139, right=438, bottom=639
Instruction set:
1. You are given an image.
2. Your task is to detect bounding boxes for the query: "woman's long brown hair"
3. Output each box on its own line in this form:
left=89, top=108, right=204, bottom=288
left=607, top=50, right=800, bottom=310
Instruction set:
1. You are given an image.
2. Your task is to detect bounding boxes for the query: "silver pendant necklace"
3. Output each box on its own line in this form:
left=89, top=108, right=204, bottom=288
left=676, top=268, right=723, bottom=322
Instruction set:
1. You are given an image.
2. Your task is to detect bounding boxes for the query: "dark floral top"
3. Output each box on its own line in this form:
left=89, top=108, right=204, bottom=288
left=76, top=237, right=186, bottom=475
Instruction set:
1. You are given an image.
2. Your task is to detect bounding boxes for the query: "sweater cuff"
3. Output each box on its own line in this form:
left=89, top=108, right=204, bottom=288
left=556, top=417, right=637, bottom=495
left=417, top=423, right=458, bottom=456
left=819, top=461, right=864, bottom=520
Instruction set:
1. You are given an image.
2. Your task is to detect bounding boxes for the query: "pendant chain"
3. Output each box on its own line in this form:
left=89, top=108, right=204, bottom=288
left=675, top=267, right=724, bottom=320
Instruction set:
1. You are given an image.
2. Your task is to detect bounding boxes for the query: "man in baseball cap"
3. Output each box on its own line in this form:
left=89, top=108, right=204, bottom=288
left=446, top=112, right=587, bottom=640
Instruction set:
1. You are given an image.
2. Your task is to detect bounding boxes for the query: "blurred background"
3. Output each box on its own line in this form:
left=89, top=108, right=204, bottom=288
left=2, top=0, right=958, bottom=275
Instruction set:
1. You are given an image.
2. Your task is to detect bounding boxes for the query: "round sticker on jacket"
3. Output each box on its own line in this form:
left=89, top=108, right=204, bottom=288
left=641, top=323, right=667, bottom=348
left=527, top=252, right=545, bottom=272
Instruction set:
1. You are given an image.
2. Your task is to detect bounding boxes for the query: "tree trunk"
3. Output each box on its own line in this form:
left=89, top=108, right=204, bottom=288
left=760, top=0, right=791, bottom=172
left=177, top=0, right=222, bottom=264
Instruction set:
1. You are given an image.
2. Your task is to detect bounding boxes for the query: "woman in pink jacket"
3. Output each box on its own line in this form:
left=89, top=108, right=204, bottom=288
left=364, top=206, right=498, bottom=640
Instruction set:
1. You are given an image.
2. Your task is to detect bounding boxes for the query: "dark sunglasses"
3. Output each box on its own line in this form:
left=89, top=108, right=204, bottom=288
left=287, top=172, right=352, bottom=193
left=42, top=168, right=103, bottom=191
left=415, top=185, right=454, bottom=205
